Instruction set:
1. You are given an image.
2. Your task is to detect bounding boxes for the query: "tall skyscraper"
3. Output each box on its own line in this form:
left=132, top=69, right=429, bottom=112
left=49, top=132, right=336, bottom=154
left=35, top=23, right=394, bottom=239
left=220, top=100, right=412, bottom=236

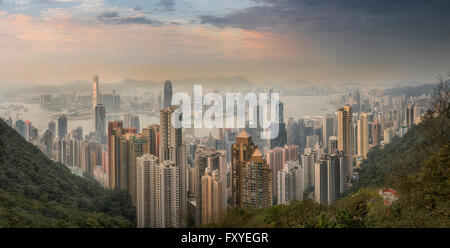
left=92, top=75, right=99, bottom=110
left=164, top=80, right=173, bottom=108
left=159, top=105, right=187, bottom=226
left=278, top=160, right=303, bottom=204
left=193, top=146, right=227, bottom=225
left=405, top=103, right=415, bottom=128
left=108, top=120, right=124, bottom=189
left=142, top=125, right=160, bottom=157
left=231, top=130, right=272, bottom=208
left=372, top=119, right=381, bottom=147
left=327, top=137, right=337, bottom=155
left=48, top=120, right=56, bottom=139
left=314, top=159, right=328, bottom=205
left=323, top=114, right=334, bottom=151
left=357, top=113, right=369, bottom=156
left=337, top=105, right=352, bottom=180
left=57, top=114, right=67, bottom=140
left=95, top=104, right=106, bottom=144
left=270, top=100, right=287, bottom=149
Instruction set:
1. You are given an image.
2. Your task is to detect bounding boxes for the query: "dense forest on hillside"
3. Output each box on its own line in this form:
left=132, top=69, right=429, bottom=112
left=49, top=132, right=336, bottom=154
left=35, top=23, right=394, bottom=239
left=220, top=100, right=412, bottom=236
left=0, top=119, right=136, bottom=227
left=205, top=78, right=450, bottom=228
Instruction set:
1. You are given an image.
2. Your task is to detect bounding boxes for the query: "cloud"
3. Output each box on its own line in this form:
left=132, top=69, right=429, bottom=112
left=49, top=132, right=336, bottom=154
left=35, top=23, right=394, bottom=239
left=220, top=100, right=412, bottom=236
left=133, top=5, right=142, bottom=11
left=97, top=11, right=162, bottom=26
left=158, top=0, right=175, bottom=12
left=199, top=0, right=450, bottom=39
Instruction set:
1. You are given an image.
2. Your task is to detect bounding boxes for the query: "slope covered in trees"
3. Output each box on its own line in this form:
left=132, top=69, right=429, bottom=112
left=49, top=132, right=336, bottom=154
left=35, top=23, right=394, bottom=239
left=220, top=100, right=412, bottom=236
left=207, top=79, right=450, bottom=228
left=0, top=118, right=135, bottom=227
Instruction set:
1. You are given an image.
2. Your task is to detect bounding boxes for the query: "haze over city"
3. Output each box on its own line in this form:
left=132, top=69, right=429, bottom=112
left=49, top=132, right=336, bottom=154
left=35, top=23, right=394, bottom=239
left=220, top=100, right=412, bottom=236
left=1, top=0, right=450, bottom=86
left=0, top=0, right=449, bottom=234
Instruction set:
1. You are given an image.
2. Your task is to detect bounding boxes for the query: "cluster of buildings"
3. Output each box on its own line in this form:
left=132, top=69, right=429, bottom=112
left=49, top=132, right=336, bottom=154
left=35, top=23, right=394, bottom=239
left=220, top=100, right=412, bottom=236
left=1, top=77, right=429, bottom=228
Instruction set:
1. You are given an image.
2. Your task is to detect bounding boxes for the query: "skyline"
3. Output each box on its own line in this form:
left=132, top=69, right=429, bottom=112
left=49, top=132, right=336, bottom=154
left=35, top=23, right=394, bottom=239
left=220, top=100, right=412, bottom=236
left=1, top=0, right=450, bottom=86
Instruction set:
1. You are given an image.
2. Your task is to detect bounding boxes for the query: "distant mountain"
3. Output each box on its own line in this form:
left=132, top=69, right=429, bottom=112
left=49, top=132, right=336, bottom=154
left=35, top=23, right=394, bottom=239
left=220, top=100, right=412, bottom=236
left=0, top=119, right=135, bottom=227
left=29, top=75, right=254, bottom=93
left=386, top=83, right=436, bottom=98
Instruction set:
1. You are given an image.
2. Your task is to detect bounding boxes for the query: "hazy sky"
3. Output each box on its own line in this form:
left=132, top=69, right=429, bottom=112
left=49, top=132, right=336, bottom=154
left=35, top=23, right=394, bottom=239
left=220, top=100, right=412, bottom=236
left=1, top=0, right=450, bottom=86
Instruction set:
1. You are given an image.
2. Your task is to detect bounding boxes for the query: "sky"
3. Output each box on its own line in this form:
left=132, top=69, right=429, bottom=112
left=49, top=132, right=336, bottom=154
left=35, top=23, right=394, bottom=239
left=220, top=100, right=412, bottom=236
left=0, top=0, right=450, bottom=86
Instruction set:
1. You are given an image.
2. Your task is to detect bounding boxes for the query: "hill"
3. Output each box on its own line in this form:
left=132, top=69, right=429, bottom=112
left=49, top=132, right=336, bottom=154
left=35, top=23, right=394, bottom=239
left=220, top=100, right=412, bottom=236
left=0, top=119, right=136, bottom=227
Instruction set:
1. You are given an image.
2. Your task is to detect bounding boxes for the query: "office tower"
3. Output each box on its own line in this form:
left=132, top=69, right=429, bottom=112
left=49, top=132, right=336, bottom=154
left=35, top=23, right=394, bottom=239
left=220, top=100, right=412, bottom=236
left=337, top=105, right=352, bottom=180
left=328, top=136, right=338, bottom=154
left=327, top=155, right=342, bottom=204
left=136, top=154, right=180, bottom=228
left=159, top=105, right=187, bottom=226
left=95, top=104, right=106, bottom=144
left=48, top=120, right=56, bottom=139
left=314, top=160, right=328, bottom=205
left=357, top=113, right=369, bottom=156
left=92, top=75, right=99, bottom=110
left=58, top=114, right=68, bottom=140
left=231, top=130, right=272, bottom=208
left=201, top=168, right=226, bottom=225
left=353, top=90, right=360, bottom=113
left=164, top=80, right=173, bottom=108
left=323, top=114, right=333, bottom=151
left=124, top=113, right=140, bottom=132
left=224, top=129, right=237, bottom=162
left=72, top=127, right=83, bottom=140
left=142, top=125, right=160, bottom=157
left=372, top=120, right=381, bottom=146
left=15, top=120, right=25, bottom=138
left=270, top=100, right=287, bottom=149
left=405, top=103, right=414, bottom=128
left=42, top=129, right=53, bottom=158
left=301, top=152, right=315, bottom=190
left=297, top=119, right=306, bottom=152
left=131, top=115, right=140, bottom=132
left=287, top=117, right=295, bottom=145
left=278, top=160, right=303, bottom=204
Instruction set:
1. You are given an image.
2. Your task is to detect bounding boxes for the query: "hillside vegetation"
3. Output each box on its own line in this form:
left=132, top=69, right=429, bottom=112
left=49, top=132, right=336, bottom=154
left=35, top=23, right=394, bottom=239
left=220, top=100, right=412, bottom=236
left=0, top=118, right=136, bottom=227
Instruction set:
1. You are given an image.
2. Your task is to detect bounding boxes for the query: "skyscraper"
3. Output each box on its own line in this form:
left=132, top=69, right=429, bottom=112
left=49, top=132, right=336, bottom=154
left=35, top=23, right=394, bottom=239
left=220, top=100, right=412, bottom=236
left=48, top=120, right=56, bottom=140
left=231, top=130, right=272, bottom=208
left=95, top=104, right=106, bottom=144
left=357, top=113, right=369, bottom=156
left=314, top=159, right=328, bottom=205
left=58, top=114, right=67, bottom=140
left=270, top=100, right=287, bottom=149
left=92, top=75, right=99, bottom=110
left=142, top=124, right=160, bottom=157
left=164, top=80, right=172, bottom=108
left=159, top=105, right=187, bottom=226
left=405, top=103, right=415, bottom=128
left=193, top=146, right=227, bottom=225
left=201, top=168, right=226, bottom=225
left=136, top=154, right=180, bottom=228
left=337, top=105, right=352, bottom=180
left=323, top=114, right=334, bottom=151
left=372, top=119, right=381, bottom=147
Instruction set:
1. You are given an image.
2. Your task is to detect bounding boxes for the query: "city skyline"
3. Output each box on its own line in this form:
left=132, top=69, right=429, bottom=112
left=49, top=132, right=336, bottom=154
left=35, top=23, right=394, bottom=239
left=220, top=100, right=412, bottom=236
left=1, top=0, right=450, bottom=86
